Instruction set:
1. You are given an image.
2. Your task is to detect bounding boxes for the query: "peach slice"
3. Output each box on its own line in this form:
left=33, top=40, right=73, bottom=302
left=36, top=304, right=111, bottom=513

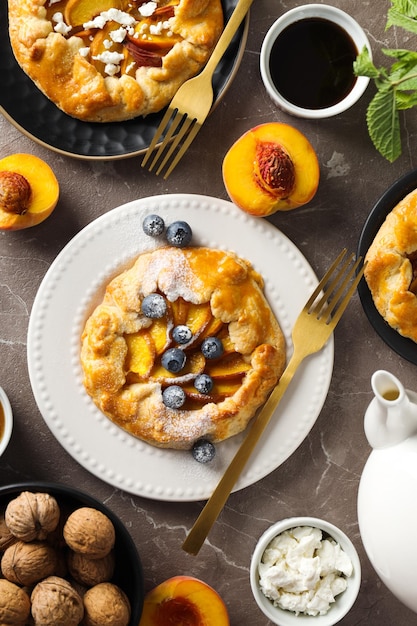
left=170, top=298, right=189, bottom=326
left=149, top=317, right=172, bottom=356
left=0, top=154, right=59, bottom=231
left=181, top=303, right=213, bottom=348
left=64, top=0, right=123, bottom=26
left=150, top=353, right=205, bottom=385
left=205, top=353, right=250, bottom=379
left=125, top=330, right=155, bottom=378
left=222, top=122, right=319, bottom=215
left=138, top=576, right=230, bottom=626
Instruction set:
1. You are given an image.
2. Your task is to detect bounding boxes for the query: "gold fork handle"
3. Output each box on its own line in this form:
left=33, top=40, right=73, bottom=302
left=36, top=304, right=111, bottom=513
left=204, top=0, right=254, bottom=75
left=182, top=348, right=304, bottom=556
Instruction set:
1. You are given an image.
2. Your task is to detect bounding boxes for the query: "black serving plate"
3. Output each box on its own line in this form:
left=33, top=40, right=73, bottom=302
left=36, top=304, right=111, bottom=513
left=357, top=169, right=417, bottom=365
left=1, top=0, right=248, bottom=159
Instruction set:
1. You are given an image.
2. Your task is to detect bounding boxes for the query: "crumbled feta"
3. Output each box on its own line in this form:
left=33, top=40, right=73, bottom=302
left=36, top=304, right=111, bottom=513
left=79, top=47, right=90, bottom=57
left=52, top=12, right=72, bottom=36
left=258, top=526, right=353, bottom=617
left=92, top=51, right=125, bottom=65
left=110, top=26, right=128, bottom=43
left=139, top=1, right=157, bottom=17
left=104, top=63, right=119, bottom=76
left=83, top=9, right=136, bottom=31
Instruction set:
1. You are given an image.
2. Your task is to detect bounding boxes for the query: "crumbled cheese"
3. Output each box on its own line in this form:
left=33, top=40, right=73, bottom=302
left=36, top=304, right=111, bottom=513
left=92, top=51, right=125, bottom=65
left=79, top=47, right=90, bottom=57
left=139, top=1, right=157, bottom=17
left=103, top=38, right=113, bottom=49
left=258, top=526, right=353, bottom=617
left=110, top=26, right=128, bottom=43
left=83, top=9, right=136, bottom=31
left=52, top=12, right=72, bottom=36
left=48, top=0, right=61, bottom=5
left=104, top=63, right=119, bottom=76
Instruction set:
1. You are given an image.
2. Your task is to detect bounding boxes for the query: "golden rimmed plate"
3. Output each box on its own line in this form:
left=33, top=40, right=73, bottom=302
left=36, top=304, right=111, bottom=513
left=1, top=0, right=248, bottom=159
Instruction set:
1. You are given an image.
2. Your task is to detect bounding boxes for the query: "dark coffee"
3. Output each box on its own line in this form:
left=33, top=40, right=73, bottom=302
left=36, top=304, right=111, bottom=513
left=269, top=17, right=358, bottom=110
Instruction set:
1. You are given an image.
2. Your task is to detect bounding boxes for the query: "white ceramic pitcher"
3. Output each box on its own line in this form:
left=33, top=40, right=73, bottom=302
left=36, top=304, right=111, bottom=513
left=358, top=369, right=417, bottom=614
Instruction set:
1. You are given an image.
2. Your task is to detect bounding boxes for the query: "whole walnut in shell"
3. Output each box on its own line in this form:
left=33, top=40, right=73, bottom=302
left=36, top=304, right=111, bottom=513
left=0, top=513, right=16, bottom=551
left=68, top=549, right=115, bottom=587
left=1, top=540, right=57, bottom=586
left=0, top=579, right=31, bottom=625
left=5, top=491, right=60, bottom=541
left=63, top=507, right=115, bottom=559
left=31, top=576, right=84, bottom=626
left=83, top=582, right=131, bottom=626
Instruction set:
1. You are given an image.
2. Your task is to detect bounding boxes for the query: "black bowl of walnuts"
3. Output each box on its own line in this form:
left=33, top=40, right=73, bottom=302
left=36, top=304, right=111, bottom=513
left=0, top=481, right=144, bottom=626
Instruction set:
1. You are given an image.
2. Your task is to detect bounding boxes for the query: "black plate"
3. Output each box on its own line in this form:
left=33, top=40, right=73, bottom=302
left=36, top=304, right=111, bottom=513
left=1, top=0, right=248, bottom=159
left=357, top=169, right=417, bottom=365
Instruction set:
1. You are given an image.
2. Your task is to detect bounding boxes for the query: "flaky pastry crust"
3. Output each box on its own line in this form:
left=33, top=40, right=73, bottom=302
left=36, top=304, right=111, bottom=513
left=8, top=0, right=223, bottom=122
left=80, top=246, right=286, bottom=449
left=365, top=187, right=417, bottom=343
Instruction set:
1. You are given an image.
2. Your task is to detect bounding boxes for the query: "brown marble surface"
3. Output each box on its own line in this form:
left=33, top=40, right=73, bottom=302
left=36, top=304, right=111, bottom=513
left=1, top=0, right=417, bottom=624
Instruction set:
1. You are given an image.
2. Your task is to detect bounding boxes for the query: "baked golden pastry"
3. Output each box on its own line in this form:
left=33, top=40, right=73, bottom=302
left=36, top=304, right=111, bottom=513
left=8, top=0, right=223, bottom=122
left=80, top=246, right=286, bottom=449
left=365, top=187, right=417, bottom=343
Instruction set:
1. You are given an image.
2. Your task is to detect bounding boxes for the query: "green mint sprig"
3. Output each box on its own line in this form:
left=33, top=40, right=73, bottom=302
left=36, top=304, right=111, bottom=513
left=354, top=0, right=417, bottom=162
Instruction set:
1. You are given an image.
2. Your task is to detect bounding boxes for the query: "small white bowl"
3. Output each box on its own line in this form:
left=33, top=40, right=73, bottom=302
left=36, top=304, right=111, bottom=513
left=260, top=4, right=372, bottom=118
left=0, top=386, right=13, bottom=456
left=250, top=516, right=361, bottom=626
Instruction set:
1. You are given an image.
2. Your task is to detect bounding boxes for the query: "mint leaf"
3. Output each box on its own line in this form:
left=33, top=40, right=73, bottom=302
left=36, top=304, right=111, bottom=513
left=366, top=90, right=401, bottom=162
left=396, top=89, right=417, bottom=108
left=353, top=47, right=380, bottom=78
left=387, top=8, right=417, bottom=32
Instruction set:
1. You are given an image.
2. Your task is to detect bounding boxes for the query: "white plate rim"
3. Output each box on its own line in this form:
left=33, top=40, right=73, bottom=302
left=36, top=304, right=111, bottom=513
left=27, top=193, right=334, bottom=502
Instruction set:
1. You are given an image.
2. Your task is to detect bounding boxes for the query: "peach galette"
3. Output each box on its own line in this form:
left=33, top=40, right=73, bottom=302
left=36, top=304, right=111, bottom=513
left=365, top=187, right=417, bottom=343
left=80, top=239, right=286, bottom=451
left=8, top=0, right=223, bottom=122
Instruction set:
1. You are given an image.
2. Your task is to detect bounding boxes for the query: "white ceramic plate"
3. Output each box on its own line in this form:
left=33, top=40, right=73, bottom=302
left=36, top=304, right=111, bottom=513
left=27, top=194, right=334, bottom=502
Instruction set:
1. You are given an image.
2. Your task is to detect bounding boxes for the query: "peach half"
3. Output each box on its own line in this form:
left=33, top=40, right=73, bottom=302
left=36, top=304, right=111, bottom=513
left=222, top=122, right=319, bottom=216
left=0, top=153, right=59, bottom=230
left=138, top=576, right=230, bottom=626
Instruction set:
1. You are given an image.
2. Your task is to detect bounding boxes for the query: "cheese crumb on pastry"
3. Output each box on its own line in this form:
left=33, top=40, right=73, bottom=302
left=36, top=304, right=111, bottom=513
left=365, top=187, right=417, bottom=343
left=8, top=0, right=223, bottom=122
left=80, top=246, right=286, bottom=449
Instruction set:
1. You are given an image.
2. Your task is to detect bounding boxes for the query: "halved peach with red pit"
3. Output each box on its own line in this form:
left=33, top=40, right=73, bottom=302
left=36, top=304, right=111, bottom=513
left=222, top=122, right=319, bottom=216
left=138, top=576, right=230, bottom=626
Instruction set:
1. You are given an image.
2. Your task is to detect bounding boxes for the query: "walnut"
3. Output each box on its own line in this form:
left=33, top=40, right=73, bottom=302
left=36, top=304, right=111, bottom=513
left=67, top=549, right=115, bottom=587
left=1, top=540, right=57, bottom=586
left=0, top=513, right=16, bottom=551
left=31, top=576, right=84, bottom=626
left=83, top=582, right=131, bottom=626
left=5, top=491, right=60, bottom=542
left=63, top=508, right=115, bottom=560
left=0, top=579, right=31, bottom=625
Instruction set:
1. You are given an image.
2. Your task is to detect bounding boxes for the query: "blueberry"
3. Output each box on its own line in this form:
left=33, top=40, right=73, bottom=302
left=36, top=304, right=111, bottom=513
left=161, top=347, right=186, bottom=373
left=166, top=220, right=192, bottom=247
left=192, top=439, right=216, bottom=463
left=141, top=293, right=167, bottom=319
left=162, top=385, right=186, bottom=409
left=172, top=324, right=193, bottom=345
left=194, top=373, right=213, bottom=395
left=201, top=336, right=223, bottom=359
left=142, top=214, right=165, bottom=237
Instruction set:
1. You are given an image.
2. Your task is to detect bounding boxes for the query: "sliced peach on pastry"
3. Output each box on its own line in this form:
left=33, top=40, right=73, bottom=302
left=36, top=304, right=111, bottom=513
left=183, top=380, right=241, bottom=403
left=138, top=576, right=230, bottom=626
left=89, top=22, right=124, bottom=75
left=64, top=0, right=124, bottom=27
left=181, top=303, right=213, bottom=347
left=205, top=353, right=250, bottom=380
left=199, top=316, right=225, bottom=339
left=125, top=330, right=155, bottom=378
left=170, top=298, right=189, bottom=327
left=149, top=317, right=172, bottom=355
left=0, top=154, right=59, bottom=231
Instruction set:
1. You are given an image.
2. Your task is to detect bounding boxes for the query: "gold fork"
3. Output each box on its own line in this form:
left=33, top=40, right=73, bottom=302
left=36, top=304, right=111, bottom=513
left=182, top=249, right=365, bottom=556
left=141, top=0, right=253, bottom=178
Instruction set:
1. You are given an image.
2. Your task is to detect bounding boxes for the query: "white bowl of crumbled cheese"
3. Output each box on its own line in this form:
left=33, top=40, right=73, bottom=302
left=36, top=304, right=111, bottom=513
left=250, top=517, right=361, bottom=625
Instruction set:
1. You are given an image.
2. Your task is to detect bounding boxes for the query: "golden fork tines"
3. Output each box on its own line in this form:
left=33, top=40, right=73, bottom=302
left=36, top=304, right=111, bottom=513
left=141, top=0, right=253, bottom=178
left=182, top=249, right=366, bottom=556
